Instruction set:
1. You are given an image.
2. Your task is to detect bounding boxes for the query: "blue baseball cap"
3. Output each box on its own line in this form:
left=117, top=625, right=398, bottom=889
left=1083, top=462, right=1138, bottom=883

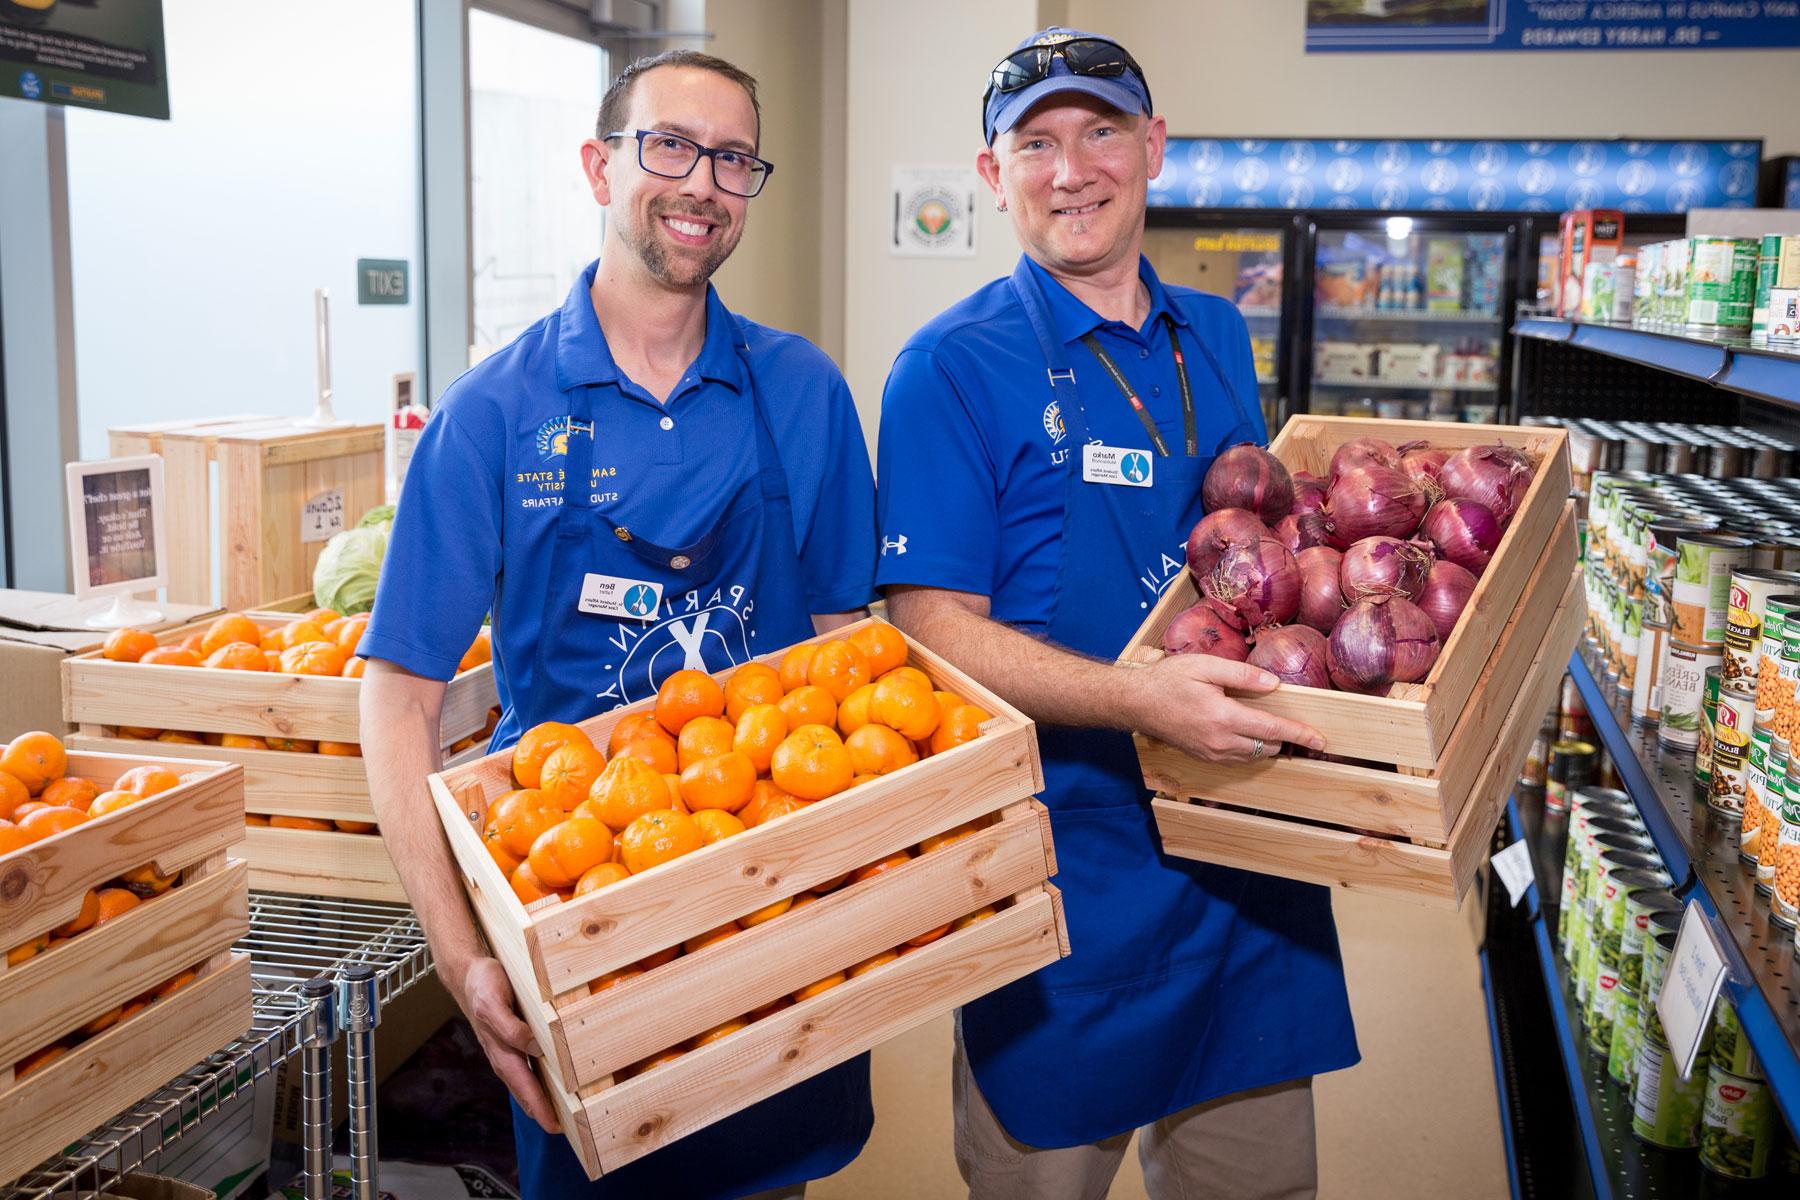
left=982, top=28, right=1152, bottom=145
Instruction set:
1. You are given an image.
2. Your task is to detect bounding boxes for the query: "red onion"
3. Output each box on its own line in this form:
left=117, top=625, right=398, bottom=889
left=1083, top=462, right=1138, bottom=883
left=1417, top=560, right=1478, bottom=641
left=1420, top=497, right=1503, bottom=575
left=1438, top=444, right=1534, bottom=527
left=1291, top=471, right=1328, bottom=515
left=1325, top=465, right=1427, bottom=548
left=1162, top=602, right=1249, bottom=661
left=1185, top=508, right=1268, bottom=580
left=1329, top=437, right=1400, bottom=482
left=1397, top=440, right=1449, bottom=501
left=1296, top=545, right=1346, bottom=634
left=1202, top=444, right=1294, bottom=524
left=1248, top=625, right=1331, bottom=691
left=1327, top=596, right=1441, bottom=694
left=1203, top=537, right=1301, bottom=631
left=1273, top=510, right=1333, bottom=554
left=1340, top=536, right=1433, bottom=602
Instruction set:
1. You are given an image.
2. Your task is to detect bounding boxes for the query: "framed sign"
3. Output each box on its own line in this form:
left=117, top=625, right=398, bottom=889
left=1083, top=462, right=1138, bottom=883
left=65, top=455, right=167, bottom=626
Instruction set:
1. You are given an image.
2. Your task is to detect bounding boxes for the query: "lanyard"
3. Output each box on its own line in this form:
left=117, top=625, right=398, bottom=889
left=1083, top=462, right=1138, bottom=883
left=1078, top=313, right=1197, bottom=458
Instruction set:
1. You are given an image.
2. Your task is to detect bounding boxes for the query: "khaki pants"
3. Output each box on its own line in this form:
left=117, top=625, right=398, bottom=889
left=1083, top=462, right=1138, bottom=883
left=952, top=1034, right=1318, bottom=1200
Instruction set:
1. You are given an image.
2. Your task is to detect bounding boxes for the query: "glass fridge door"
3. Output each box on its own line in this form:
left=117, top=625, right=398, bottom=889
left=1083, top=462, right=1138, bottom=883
left=1309, top=222, right=1507, bottom=423
left=1142, top=224, right=1287, bottom=430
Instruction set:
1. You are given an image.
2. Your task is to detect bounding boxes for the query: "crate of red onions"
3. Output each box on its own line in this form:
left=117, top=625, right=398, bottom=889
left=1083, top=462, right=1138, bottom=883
left=1119, top=415, right=1580, bottom=908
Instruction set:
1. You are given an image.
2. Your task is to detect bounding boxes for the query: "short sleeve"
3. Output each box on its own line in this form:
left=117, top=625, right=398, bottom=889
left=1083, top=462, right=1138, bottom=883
left=874, top=347, right=998, bottom=596
left=360, top=403, right=503, bottom=680
left=794, top=372, right=878, bottom=614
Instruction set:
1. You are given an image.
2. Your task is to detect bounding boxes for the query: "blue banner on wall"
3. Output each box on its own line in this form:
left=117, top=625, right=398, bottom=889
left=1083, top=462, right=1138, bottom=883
left=1306, top=1, right=1800, bottom=54
left=1148, top=138, right=1761, bottom=213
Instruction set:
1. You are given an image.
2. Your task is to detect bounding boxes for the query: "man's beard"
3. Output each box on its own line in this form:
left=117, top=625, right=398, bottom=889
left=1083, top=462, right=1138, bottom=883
left=621, top=199, right=735, bottom=287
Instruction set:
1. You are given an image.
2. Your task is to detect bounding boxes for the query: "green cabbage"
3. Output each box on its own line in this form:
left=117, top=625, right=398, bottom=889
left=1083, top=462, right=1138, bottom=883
left=357, top=504, right=396, bottom=529
left=313, top=523, right=390, bottom=615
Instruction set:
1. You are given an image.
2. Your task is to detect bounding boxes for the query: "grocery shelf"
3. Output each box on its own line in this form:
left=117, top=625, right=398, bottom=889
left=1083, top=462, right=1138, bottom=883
left=2, top=894, right=433, bottom=1200
left=1318, top=305, right=1501, bottom=324
left=1313, top=373, right=1498, bottom=392
left=1513, top=316, right=1800, bottom=409
left=1568, top=651, right=1800, bottom=1137
left=1237, top=305, right=1281, bottom=320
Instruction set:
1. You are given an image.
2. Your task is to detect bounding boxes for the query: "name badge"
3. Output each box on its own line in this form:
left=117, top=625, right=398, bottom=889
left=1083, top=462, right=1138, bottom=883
left=1082, top=444, right=1154, bottom=488
left=579, top=573, right=663, bottom=620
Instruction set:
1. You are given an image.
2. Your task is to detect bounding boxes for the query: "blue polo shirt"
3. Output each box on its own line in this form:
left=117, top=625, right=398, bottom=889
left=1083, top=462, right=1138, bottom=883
left=875, top=255, right=1261, bottom=629
left=362, top=261, right=876, bottom=698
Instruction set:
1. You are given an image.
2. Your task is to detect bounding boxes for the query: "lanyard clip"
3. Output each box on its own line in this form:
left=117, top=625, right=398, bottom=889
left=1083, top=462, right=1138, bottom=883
left=1046, top=367, right=1076, bottom=386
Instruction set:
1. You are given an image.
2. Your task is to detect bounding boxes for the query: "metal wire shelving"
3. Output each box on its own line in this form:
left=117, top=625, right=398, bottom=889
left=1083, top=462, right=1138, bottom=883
left=2, top=895, right=432, bottom=1200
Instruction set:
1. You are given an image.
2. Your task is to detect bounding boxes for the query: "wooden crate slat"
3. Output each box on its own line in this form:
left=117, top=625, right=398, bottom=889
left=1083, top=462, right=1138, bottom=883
left=0, top=758, right=243, bottom=946
left=553, top=803, right=1053, bottom=1088
left=0, top=953, right=253, bottom=1187
left=574, top=890, right=1063, bottom=1177
left=0, top=861, right=247, bottom=1066
left=238, top=826, right=407, bottom=903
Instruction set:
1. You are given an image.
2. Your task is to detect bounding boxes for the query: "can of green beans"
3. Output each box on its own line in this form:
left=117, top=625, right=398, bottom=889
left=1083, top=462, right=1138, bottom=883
left=1700, top=1063, right=1776, bottom=1179
left=1633, top=1035, right=1708, bottom=1149
left=1608, top=980, right=1642, bottom=1089
left=1711, top=996, right=1764, bottom=1080
left=1579, top=847, right=1664, bottom=1006
left=1559, top=807, right=1640, bottom=956
left=1640, top=927, right=1680, bottom=1046
left=1619, top=887, right=1681, bottom=993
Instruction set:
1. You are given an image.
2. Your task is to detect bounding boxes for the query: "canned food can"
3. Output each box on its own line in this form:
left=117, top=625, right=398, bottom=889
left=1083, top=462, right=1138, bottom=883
left=1711, top=997, right=1764, bottom=1080
left=1649, top=519, right=1722, bottom=626
left=1558, top=800, right=1638, bottom=949
left=1620, top=887, right=1681, bottom=993
left=1752, top=234, right=1800, bottom=340
left=1700, top=1063, right=1776, bottom=1179
left=1697, top=666, right=1722, bottom=787
left=1775, top=756, right=1800, bottom=927
left=1743, top=726, right=1773, bottom=865
left=1633, top=1035, right=1708, bottom=1149
left=1546, top=739, right=1599, bottom=815
left=1608, top=981, right=1642, bottom=1089
left=1520, top=731, right=1550, bottom=790
left=1708, top=683, right=1755, bottom=817
left=1725, top=568, right=1796, bottom=689
left=1579, top=848, right=1665, bottom=1004
left=1620, top=596, right=1643, bottom=690
left=1687, top=237, right=1758, bottom=329
left=1659, top=641, right=1724, bottom=752
left=1755, top=592, right=1800, bottom=720
left=1631, top=621, right=1669, bottom=726
left=1560, top=674, right=1594, bottom=737
left=1590, top=867, right=1665, bottom=1048
left=1757, top=752, right=1785, bottom=894
left=1571, top=830, right=1651, bottom=987
left=1586, top=962, right=1623, bottom=1055
left=1777, top=616, right=1800, bottom=745
left=1640, top=928, right=1679, bottom=1046
left=1673, top=533, right=1755, bottom=646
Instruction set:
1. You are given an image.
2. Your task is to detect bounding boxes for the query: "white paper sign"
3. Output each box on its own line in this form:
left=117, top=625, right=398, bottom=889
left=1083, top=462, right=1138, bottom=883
left=1657, top=902, right=1729, bottom=1081
left=300, top=488, right=346, bottom=544
left=891, top=165, right=979, bottom=258
left=1491, top=840, right=1534, bottom=907
left=1082, top=444, right=1154, bottom=488
left=65, top=455, right=168, bottom=601
left=578, top=573, right=663, bottom=620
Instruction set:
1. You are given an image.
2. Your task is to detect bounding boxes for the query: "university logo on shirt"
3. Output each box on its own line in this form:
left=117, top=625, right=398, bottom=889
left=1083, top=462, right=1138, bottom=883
left=534, top=415, right=593, bottom=462
left=1042, top=400, right=1067, bottom=445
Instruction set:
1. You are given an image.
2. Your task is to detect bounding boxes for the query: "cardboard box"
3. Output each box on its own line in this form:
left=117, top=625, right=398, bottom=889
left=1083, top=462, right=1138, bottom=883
left=1557, top=210, right=1624, bottom=317
left=0, top=590, right=216, bottom=740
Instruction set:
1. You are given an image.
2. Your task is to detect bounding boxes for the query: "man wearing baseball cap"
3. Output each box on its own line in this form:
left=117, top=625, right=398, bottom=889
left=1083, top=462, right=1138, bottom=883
left=875, top=28, right=1359, bottom=1198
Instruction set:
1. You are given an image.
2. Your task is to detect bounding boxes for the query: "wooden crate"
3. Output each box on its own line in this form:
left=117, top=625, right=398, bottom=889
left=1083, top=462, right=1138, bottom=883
left=63, top=611, right=496, bottom=746
left=0, top=752, right=250, bottom=1184
left=1152, top=559, right=1584, bottom=909
left=108, top=415, right=385, bottom=609
left=1123, top=415, right=1571, bottom=771
left=428, top=619, right=1064, bottom=1177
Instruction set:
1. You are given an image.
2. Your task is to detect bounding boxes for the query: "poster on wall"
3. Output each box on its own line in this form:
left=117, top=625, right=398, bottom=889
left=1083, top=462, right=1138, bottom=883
left=1306, top=1, right=1800, bottom=53
left=0, top=0, right=168, bottom=120
left=892, top=166, right=979, bottom=258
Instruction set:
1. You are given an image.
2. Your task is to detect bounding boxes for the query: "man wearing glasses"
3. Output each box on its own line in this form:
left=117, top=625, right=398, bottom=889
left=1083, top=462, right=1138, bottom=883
left=359, top=51, right=874, bottom=1200
left=875, top=28, right=1358, bottom=1199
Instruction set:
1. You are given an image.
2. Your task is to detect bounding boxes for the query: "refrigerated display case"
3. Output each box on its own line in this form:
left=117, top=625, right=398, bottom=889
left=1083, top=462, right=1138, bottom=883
left=1143, top=217, right=1301, bottom=430
left=1302, top=216, right=1515, bottom=423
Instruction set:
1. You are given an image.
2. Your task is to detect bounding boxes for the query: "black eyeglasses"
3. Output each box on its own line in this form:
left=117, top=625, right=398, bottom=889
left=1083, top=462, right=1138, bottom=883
left=601, top=128, right=774, bottom=198
left=984, top=36, right=1152, bottom=111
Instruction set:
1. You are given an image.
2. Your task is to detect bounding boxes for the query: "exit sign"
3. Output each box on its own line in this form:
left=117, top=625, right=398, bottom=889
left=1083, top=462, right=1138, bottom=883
left=356, top=259, right=409, bottom=305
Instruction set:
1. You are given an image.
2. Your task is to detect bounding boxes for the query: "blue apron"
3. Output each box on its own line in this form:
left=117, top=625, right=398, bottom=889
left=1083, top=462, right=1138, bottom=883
left=958, top=267, right=1360, bottom=1148
left=500, top=316, right=872, bottom=1199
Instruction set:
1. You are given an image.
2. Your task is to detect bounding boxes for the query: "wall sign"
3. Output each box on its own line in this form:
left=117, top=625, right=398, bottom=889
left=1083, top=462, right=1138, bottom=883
left=891, top=165, right=978, bottom=258
left=356, top=258, right=410, bottom=305
left=65, top=455, right=168, bottom=627
left=1149, top=137, right=1761, bottom=213
left=1305, top=1, right=1800, bottom=54
left=0, top=0, right=168, bottom=120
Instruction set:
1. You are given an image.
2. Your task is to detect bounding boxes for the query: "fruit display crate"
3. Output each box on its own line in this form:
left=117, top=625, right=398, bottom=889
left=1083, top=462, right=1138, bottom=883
left=107, top=415, right=387, bottom=610
left=1147, top=536, right=1585, bottom=910
left=1125, top=415, right=1571, bottom=772
left=428, top=619, right=1067, bottom=1178
left=0, top=754, right=252, bottom=1185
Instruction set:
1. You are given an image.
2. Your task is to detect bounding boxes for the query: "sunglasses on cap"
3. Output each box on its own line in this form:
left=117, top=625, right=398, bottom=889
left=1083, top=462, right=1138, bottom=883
left=983, top=36, right=1153, bottom=111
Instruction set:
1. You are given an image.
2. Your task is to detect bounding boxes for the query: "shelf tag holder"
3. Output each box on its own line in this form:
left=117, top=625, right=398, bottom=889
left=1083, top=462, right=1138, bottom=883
left=1657, top=901, right=1730, bottom=1082
left=1491, top=839, right=1533, bottom=908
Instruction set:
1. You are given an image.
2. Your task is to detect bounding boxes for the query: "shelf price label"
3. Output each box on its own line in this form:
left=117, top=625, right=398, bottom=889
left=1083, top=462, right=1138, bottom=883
left=1491, top=840, right=1534, bottom=907
left=1657, top=902, right=1729, bottom=1082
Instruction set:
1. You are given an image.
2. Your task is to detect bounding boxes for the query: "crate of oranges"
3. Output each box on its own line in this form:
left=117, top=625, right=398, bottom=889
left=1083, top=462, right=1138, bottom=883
left=0, top=733, right=254, bottom=1184
left=61, top=608, right=499, bottom=900
left=428, top=618, right=1067, bottom=1179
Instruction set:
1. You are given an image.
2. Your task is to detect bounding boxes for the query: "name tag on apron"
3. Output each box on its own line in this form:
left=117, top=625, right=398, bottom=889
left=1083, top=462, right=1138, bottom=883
left=578, top=573, right=664, bottom=619
left=1082, top=444, right=1154, bottom=488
